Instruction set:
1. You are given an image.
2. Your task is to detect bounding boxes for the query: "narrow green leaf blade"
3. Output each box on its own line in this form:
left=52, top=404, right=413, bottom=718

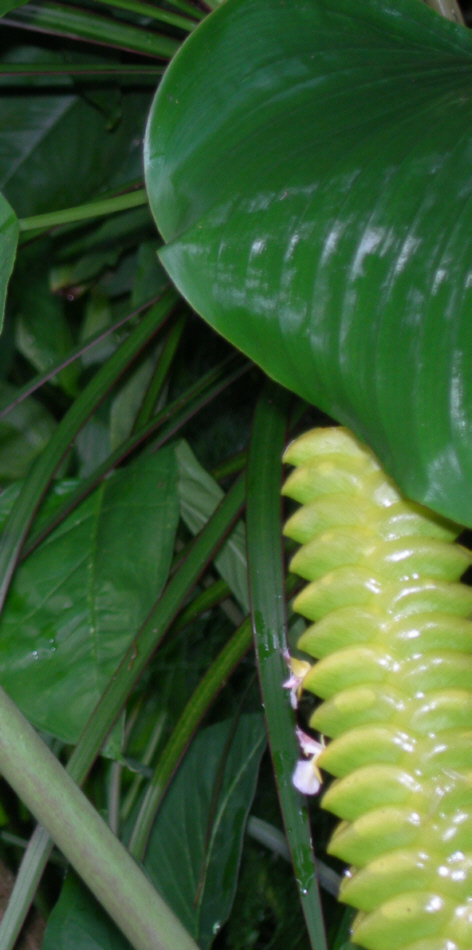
left=5, top=2, right=179, bottom=60
left=246, top=382, right=327, bottom=950
left=175, top=439, right=249, bottom=611
left=144, top=715, right=266, bottom=949
left=0, top=192, right=18, bottom=332
left=145, top=0, right=472, bottom=525
left=0, top=448, right=179, bottom=742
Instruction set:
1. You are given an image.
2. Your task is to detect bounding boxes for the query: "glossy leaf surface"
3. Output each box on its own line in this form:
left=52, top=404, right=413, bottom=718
left=0, top=448, right=179, bottom=742
left=144, top=714, right=266, bottom=949
left=145, top=0, right=472, bottom=526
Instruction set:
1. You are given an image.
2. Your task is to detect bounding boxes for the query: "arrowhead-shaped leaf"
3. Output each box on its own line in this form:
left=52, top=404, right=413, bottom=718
left=145, top=0, right=472, bottom=525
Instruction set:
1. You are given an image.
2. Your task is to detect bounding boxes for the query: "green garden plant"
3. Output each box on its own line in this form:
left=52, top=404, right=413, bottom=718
left=0, top=0, right=471, bottom=947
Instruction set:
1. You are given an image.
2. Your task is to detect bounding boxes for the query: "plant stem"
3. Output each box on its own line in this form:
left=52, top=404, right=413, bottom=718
left=120, top=711, right=167, bottom=824
left=133, top=310, right=187, bottom=431
left=0, top=687, right=198, bottom=950
left=0, top=63, right=162, bottom=78
left=19, top=188, right=148, bottom=232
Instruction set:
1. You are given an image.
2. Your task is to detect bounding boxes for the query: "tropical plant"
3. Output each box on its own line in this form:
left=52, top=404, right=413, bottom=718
left=0, top=0, right=470, bottom=947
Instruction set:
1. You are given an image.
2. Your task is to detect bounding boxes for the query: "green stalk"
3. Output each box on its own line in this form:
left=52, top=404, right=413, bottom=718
left=171, top=578, right=231, bottom=632
left=246, top=381, right=327, bottom=950
left=0, top=475, right=246, bottom=949
left=4, top=2, right=180, bottom=58
left=128, top=615, right=253, bottom=858
left=163, top=0, right=206, bottom=18
left=91, top=0, right=197, bottom=30
left=121, top=712, right=167, bottom=824
left=0, top=63, right=162, bottom=79
left=0, top=289, right=177, bottom=612
left=133, top=310, right=187, bottom=431
left=0, top=687, right=197, bottom=950
left=19, top=188, right=147, bottom=233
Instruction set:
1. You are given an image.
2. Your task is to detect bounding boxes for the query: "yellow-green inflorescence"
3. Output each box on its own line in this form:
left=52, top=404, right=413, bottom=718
left=282, top=427, right=472, bottom=950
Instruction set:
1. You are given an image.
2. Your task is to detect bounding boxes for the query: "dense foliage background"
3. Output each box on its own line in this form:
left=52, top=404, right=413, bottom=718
left=0, top=0, right=471, bottom=947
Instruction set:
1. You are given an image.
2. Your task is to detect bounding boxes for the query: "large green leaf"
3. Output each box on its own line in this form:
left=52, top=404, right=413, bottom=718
left=0, top=448, right=179, bottom=742
left=145, top=0, right=472, bottom=526
left=144, top=715, right=266, bottom=949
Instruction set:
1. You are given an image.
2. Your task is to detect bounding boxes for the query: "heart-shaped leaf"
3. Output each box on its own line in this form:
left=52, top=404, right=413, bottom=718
left=0, top=448, right=179, bottom=743
left=145, top=0, right=472, bottom=526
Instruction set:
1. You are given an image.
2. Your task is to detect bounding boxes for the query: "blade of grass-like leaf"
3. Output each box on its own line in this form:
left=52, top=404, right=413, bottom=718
left=19, top=188, right=147, bottom=233
left=175, top=439, right=249, bottom=611
left=23, top=355, right=248, bottom=556
left=0, top=192, right=18, bottom=331
left=4, top=2, right=180, bottom=57
left=164, top=0, right=205, bottom=19
left=0, top=474, right=246, bottom=950
left=0, top=63, right=162, bottom=79
left=133, top=310, right=187, bottom=431
left=90, top=0, right=197, bottom=31
left=246, top=380, right=327, bottom=950
left=0, top=297, right=160, bottom=421
left=0, top=288, right=177, bottom=612
left=172, top=577, right=231, bottom=632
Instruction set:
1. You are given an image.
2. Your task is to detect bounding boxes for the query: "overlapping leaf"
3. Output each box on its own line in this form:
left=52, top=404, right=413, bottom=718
left=0, top=448, right=179, bottom=742
left=145, top=0, right=472, bottom=525
left=0, top=46, right=149, bottom=217
left=144, top=714, right=266, bottom=949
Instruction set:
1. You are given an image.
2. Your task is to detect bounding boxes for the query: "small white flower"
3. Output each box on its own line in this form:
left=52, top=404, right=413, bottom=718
left=292, top=758, right=322, bottom=796
left=282, top=650, right=312, bottom=709
left=292, top=726, right=325, bottom=796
